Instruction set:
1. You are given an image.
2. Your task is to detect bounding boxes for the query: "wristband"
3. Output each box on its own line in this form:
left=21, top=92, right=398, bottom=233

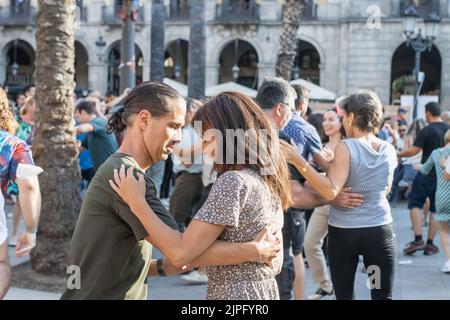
left=157, top=258, right=167, bottom=277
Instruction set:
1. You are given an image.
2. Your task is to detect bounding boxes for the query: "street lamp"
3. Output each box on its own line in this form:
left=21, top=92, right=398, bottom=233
left=232, top=39, right=240, bottom=82
left=174, top=38, right=181, bottom=79
left=119, top=0, right=141, bottom=92
left=95, top=35, right=107, bottom=62
left=12, top=39, right=19, bottom=77
left=402, top=5, right=440, bottom=120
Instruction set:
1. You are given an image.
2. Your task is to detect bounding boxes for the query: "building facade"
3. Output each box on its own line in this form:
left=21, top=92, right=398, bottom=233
left=0, top=0, right=448, bottom=108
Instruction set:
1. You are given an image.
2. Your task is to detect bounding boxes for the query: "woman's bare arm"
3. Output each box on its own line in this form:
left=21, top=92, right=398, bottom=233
left=284, top=142, right=350, bottom=202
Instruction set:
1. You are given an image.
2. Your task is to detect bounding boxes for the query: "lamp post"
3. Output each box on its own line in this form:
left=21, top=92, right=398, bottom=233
left=119, top=0, right=140, bottom=92
left=402, top=5, right=440, bottom=120
left=174, top=38, right=181, bottom=79
left=95, top=35, right=107, bottom=62
left=12, top=39, right=19, bottom=77
left=232, top=39, right=240, bottom=82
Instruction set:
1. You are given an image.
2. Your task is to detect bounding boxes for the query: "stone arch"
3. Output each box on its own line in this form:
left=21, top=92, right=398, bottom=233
left=390, top=41, right=442, bottom=104
left=218, top=38, right=259, bottom=89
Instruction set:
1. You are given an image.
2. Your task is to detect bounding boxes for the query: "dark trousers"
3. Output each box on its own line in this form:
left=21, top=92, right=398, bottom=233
left=160, top=156, right=174, bottom=199
left=328, top=224, right=395, bottom=300
left=275, top=249, right=295, bottom=300
left=169, top=171, right=203, bottom=230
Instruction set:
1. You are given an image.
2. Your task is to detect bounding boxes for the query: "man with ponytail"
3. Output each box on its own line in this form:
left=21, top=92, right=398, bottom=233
left=62, top=82, right=280, bottom=300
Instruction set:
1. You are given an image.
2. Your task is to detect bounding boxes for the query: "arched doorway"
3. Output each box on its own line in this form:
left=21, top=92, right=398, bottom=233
left=292, top=40, right=321, bottom=84
left=219, top=39, right=259, bottom=89
left=107, top=41, right=143, bottom=94
left=164, top=39, right=189, bottom=84
left=3, top=39, right=35, bottom=94
left=390, top=42, right=441, bottom=103
left=75, top=41, right=89, bottom=90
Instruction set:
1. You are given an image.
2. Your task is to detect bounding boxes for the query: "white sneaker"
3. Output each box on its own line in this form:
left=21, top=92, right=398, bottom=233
left=181, top=270, right=208, bottom=284
left=307, top=286, right=334, bottom=300
left=442, top=260, right=450, bottom=274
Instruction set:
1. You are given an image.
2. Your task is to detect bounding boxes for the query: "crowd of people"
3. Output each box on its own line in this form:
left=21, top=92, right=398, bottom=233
left=0, top=75, right=450, bottom=300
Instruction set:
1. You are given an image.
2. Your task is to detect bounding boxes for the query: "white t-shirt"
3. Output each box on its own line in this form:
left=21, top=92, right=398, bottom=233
left=0, top=192, right=6, bottom=245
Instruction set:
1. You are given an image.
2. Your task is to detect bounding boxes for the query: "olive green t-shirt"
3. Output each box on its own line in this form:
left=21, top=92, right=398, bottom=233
left=61, top=153, right=178, bottom=300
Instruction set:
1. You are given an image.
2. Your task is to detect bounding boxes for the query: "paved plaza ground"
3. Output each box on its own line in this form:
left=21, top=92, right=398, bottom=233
left=4, top=201, right=450, bottom=300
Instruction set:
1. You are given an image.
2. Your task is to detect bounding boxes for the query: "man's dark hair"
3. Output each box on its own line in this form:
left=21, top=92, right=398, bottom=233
left=425, top=102, right=441, bottom=117
left=292, top=84, right=310, bottom=111
left=23, top=84, right=35, bottom=94
left=75, top=100, right=96, bottom=115
left=256, top=77, right=296, bottom=110
left=15, top=92, right=25, bottom=101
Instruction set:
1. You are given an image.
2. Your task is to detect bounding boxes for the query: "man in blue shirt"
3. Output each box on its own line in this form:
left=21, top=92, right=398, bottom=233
left=282, top=84, right=333, bottom=170
left=75, top=100, right=119, bottom=172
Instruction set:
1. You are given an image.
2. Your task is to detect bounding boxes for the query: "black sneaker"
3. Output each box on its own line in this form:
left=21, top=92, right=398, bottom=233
left=307, top=286, right=334, bottom=300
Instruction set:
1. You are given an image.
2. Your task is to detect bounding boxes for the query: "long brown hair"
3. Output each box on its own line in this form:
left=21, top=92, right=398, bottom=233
left=193, top=92, right=292, bottom=209
left=0, top=87, right=18, bottom=134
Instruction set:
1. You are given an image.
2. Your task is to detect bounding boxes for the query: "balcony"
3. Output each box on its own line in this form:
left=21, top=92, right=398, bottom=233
left=167, top=4, right=190, bottom=21
left=101, top=5, right=145, bottom=25
left=76, top=6, right=88, bottom=22
left=0, top=6, right=37, bottom=26
left=400, top=0, right=440, bottom=18
left=215, top=0, right=260, bottom=23
left=302, top=0, right=318, bottom=21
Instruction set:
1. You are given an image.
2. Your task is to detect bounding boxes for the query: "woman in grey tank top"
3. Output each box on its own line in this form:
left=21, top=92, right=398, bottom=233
left=283, top=90, right=398, bottom=300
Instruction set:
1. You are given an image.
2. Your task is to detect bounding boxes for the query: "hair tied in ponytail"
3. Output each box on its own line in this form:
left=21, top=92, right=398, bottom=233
left=107, top=105, right=127, bottom=133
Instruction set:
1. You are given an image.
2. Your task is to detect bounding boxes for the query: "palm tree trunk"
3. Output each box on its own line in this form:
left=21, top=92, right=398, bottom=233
left=31, top=0, right=81, bottom=276
left=150, top=0, right=165, bottom=81
left=187, top=0, right=206, bottom=99
left=275, top=0, right=306, bottom=80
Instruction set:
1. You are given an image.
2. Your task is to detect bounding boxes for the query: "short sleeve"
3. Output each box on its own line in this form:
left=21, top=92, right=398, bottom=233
left=9, top=139, right=34, bottom=183
left=193, top=171, right=248, bottom=228
left=114, top=199, right=149, bottom=241
left=90, top=118, right=105, bottom=134
left=113, top=167, right=179, bottom=241
left=144, top=175, right=179, bottom=231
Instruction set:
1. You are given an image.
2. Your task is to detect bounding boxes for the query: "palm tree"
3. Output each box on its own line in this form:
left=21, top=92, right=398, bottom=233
left=150, top=0, right=165, bottom=81
left=31, top=0, right=81, bottom=275
left=275, top=0, right=306, bottom=80
left=187, top=0, right=206, bottom=99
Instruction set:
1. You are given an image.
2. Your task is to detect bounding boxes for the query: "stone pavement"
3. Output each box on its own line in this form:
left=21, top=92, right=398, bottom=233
left=4, top=201, right=450, bottom=300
